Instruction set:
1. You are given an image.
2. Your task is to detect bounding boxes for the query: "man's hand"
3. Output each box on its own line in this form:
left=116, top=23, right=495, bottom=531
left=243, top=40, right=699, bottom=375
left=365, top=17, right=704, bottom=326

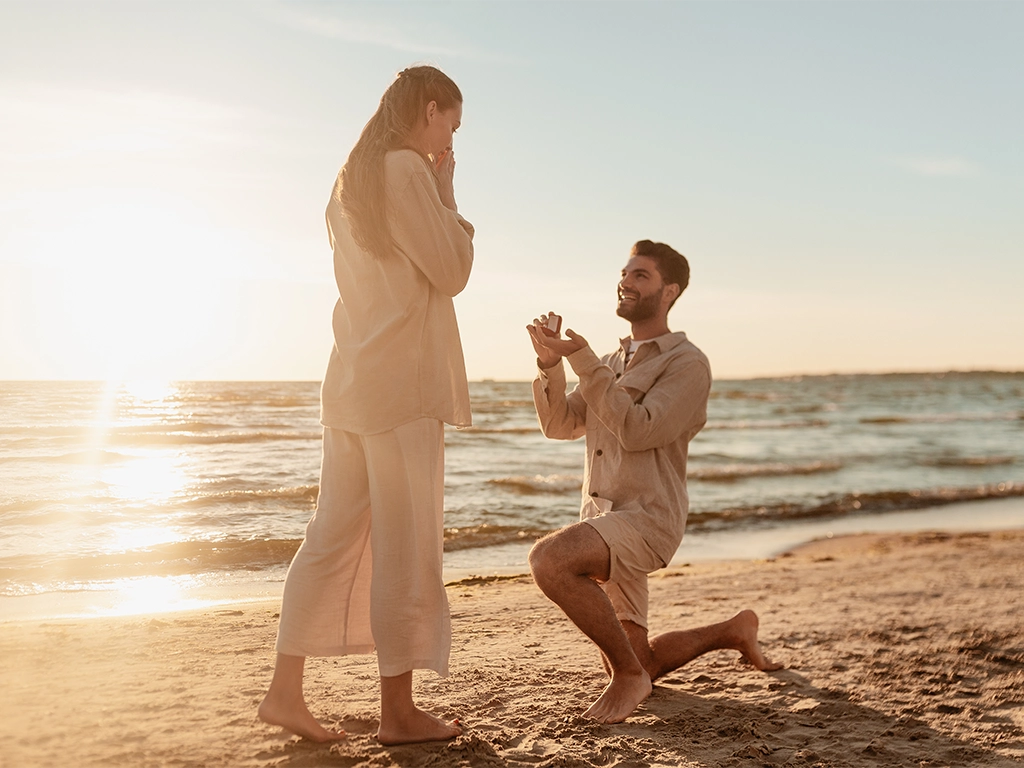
left=527, top=312, right=588, bottom=368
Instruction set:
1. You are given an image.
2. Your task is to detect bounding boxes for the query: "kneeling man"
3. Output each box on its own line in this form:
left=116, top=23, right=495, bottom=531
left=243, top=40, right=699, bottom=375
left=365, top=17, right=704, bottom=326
left=526, top=240, right=782, bottom=724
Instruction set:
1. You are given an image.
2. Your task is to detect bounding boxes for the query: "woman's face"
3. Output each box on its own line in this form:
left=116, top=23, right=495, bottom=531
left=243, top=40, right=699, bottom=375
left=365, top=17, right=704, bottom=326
left=416, top=100, right=462, bottom=158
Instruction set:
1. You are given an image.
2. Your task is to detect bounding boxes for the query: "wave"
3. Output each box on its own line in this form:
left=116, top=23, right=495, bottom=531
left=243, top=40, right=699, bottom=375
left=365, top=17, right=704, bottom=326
left=0, top=421, right=234, bottom=437
left=0, top=498, right=58, bottom=516
left=110, top=431, right=322, bottom=447
left=443, top=524, right=550, bottom=551
left=860, top=412, right=1022, bottom=425
left=487, top=475, right=583, bottom=495
left=0, top=537, right=305, bottom=590
left=710, top=390, right=781, bottom=402
left=705, top=419, right=830, bottom=430
left=925, top=456, right=1016, bottom=468
left=250, top=397, right=317, bottom=409
left=0, top=485, right=319, bottom=519
left=688, top=481, right=1024, bottom=528
left=0, top=424, right=321, bottom=447
left=0, top=528, right=545, bottom=589
left=688, top=461, right=842, bottom=482
left=469, top=399, right=537, bottom=413
left=459, top=426, right=539, bottom=435
left=3, top=481, right=1021, bottom=588
left=0, top=449, right=131, bottom=465
left=179, top=485, right=319, bottom=508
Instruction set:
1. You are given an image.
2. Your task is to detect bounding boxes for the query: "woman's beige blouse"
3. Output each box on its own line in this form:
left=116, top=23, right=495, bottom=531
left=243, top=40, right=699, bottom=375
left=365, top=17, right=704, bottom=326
left=320, top=149, right=475, bottom=435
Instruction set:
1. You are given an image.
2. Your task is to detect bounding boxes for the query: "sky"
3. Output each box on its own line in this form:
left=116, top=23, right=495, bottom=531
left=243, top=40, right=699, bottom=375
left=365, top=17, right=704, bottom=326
left=1, top=1, right=1021, bottom=382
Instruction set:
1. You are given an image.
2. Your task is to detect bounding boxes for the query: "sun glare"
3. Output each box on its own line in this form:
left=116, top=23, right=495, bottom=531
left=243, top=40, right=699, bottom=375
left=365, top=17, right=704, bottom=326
left=86, top=381, right=192, bottom=552
left=28, top=197, right=242, bottom=381
left=100, top=575, right=209, bottom=617
left=122, top=379, right=177, bottom=404
left=92, top=382, right=191, bottom=504
left=106, top=524, right=182, bottom=554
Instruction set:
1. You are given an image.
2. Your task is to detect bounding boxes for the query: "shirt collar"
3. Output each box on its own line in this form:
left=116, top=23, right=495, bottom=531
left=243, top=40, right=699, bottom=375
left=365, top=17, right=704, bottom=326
left=618, top=331, right=688, bottom=356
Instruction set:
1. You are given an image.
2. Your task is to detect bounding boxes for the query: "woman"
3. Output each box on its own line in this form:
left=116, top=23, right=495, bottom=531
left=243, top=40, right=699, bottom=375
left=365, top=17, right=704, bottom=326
left=259, top=66, right=473, bottom=745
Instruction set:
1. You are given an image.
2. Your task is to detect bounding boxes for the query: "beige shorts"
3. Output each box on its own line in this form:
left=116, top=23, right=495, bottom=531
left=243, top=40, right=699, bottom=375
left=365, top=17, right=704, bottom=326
left=584, top=511, right=664, bottom=630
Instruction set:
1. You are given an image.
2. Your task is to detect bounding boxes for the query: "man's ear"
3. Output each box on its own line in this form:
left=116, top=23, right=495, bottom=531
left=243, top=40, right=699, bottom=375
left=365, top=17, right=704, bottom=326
left=665, top=282, right=681, bottom=305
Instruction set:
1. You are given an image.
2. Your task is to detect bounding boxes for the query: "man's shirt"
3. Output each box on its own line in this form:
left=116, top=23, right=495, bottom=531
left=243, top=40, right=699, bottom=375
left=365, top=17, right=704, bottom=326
left=532, top=332, right=711, bottom=566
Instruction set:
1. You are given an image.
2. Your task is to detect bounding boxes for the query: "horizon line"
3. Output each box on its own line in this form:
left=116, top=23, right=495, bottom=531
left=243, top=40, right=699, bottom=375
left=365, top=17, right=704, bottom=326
left=2, top=367, right=1022, bottom=386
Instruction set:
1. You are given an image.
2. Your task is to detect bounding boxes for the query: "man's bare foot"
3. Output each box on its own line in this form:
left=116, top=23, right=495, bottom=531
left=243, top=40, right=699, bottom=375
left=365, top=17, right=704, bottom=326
left=583, top=668, right=652, bottom=724
left=258, top=692, right=346, bottom=742
left=731, top=610, right=784, bottom=671
left=377, top=706, right=462, bottom=746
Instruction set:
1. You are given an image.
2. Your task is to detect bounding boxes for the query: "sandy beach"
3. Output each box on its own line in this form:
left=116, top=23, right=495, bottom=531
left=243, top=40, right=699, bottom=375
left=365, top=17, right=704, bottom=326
left=2, top=528, right=1022, bottom=768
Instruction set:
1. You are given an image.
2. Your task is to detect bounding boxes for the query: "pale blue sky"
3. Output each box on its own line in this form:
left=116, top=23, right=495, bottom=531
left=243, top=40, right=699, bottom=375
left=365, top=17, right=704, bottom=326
left=1, top=1, right=1021, bottom=380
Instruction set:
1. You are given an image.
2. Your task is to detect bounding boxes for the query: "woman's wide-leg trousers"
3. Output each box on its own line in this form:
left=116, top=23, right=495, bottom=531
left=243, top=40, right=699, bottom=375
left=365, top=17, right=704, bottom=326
left=275, top=418, right=450, bottom=677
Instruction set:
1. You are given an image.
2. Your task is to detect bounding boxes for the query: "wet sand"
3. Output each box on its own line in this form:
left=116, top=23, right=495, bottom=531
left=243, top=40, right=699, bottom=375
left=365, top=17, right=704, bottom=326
left=1, top=528, right=1022, bottom=767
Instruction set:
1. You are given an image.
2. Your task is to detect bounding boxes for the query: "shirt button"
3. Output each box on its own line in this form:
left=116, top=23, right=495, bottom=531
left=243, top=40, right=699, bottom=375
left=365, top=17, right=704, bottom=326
left=595, top=449, right=603, bottom=456
left=590, top=491, right=599, bottom=497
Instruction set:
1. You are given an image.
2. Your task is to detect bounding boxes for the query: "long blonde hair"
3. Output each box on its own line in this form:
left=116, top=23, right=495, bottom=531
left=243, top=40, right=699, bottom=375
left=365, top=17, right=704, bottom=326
left=333, top=66, right=462, bottom=259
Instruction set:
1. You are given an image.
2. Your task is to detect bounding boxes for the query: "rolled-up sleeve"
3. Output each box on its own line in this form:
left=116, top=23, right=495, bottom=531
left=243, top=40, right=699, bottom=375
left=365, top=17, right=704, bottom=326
left=532, top=359, right=587, bottom=440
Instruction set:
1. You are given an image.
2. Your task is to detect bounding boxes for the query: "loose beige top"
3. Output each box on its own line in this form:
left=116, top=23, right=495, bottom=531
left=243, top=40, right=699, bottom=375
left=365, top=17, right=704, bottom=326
left=321, top=149, right=475, bottom=435
left=533, top=332, right=711, bottom=566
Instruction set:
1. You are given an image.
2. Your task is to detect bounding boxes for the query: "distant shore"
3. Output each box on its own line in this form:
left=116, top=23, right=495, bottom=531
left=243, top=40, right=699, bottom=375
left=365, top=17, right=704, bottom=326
left=1, top=527, right=1022, bottom=767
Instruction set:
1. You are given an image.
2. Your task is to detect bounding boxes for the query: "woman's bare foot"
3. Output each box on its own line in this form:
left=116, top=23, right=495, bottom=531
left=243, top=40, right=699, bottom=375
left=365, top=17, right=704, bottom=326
left=377, top=707, right=462, bottom=745
left=583, top=668, right=652, bottom=724
left=731, top=610, right=784, bottom=671
left=258, top=692, right=346, bottom=742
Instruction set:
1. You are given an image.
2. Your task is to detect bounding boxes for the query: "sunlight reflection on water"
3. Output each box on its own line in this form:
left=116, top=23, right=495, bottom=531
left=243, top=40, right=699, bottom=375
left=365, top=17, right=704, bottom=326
left=102, top=453, right=188, bottom=504
left=93, top=381, right=191, bottom=551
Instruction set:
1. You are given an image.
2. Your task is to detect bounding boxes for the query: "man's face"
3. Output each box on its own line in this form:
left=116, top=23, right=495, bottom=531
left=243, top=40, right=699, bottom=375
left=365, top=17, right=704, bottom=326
left=616, top=256, right=668, bottom=322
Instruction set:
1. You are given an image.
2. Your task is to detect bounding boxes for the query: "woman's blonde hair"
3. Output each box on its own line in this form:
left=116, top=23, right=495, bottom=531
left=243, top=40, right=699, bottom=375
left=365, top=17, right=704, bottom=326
left=334, top=66, right=462, bottom=259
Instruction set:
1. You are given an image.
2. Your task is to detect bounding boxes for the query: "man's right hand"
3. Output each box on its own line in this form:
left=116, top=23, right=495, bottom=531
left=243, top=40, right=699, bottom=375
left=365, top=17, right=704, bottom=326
left=527, top=313, right=587, bottom=369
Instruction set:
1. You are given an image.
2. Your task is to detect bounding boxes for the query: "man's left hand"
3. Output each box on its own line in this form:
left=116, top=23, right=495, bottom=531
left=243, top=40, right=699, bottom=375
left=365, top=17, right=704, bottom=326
left=527, top=317, right=588, bottom=362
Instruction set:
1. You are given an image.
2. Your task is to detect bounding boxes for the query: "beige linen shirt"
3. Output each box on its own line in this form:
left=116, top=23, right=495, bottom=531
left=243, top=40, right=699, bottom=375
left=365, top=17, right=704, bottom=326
left=533, top=332, right=711, bottom=566
left=321, top=149, right=475, bottom=434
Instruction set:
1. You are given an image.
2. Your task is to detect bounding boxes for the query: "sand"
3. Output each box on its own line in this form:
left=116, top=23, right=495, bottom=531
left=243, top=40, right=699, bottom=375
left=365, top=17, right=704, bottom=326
left=1, top=529, right=1022, bottom=768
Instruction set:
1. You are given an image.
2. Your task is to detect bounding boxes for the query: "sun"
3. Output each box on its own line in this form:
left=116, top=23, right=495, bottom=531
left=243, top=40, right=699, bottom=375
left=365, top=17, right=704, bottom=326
left=21, top=194, right=246, bottom=381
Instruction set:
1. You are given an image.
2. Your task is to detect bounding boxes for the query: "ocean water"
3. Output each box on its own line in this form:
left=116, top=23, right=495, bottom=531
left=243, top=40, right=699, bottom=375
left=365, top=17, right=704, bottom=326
left=1, top=373, right=1022, bottom=619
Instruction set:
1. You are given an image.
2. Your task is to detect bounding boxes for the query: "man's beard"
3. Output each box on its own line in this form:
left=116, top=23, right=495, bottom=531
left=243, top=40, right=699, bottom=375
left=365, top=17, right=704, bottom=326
left=616, top=288, right=662, bottom=322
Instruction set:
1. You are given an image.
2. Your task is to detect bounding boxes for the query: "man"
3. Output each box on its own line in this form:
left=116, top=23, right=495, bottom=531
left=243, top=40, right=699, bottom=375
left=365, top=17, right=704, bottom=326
left=525, top=240, right=781, bottom=725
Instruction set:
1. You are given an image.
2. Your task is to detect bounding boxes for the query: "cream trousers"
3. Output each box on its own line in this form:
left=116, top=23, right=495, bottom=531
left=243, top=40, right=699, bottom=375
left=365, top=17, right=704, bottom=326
left=275, top=419, right=450, bottom=677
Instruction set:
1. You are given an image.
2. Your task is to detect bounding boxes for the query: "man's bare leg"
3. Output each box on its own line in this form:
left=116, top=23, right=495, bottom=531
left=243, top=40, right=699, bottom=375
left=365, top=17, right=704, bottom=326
left=377, top=671, right=462, bottom=745
left=258, top=653, right=346, bottom=742
left=623, top=610, right=783, bottom=681
left=529, top=523, right=652, bottom=723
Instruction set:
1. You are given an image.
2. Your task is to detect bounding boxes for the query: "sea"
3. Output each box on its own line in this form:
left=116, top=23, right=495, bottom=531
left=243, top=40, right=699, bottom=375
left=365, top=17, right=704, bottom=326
left=1, top=373, right=1022, bottom=620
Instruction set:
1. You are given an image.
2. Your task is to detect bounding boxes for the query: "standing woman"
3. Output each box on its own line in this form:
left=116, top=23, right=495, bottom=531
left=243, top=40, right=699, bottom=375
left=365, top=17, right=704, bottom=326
left=259, top=66, right=473, bottom=745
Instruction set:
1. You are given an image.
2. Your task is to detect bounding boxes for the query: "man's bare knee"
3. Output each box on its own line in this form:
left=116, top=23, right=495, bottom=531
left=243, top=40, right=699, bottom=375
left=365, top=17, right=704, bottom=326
left=530, top=523, right=611, bottom=589
left=527, top=535, right=552, bottom=572
left=528, top=537, right=560, bottom=588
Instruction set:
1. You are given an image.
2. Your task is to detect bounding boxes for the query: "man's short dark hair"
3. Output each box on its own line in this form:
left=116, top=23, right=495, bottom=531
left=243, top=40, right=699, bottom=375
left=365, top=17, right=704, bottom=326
left=630, top=240, right=690, bottom=308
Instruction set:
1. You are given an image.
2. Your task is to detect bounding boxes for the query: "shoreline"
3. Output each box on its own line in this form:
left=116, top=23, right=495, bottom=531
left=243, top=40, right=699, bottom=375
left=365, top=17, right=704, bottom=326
left=1, top=528, right=1022, bottom=767
left=4, top=495, right=1023, bottom=623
